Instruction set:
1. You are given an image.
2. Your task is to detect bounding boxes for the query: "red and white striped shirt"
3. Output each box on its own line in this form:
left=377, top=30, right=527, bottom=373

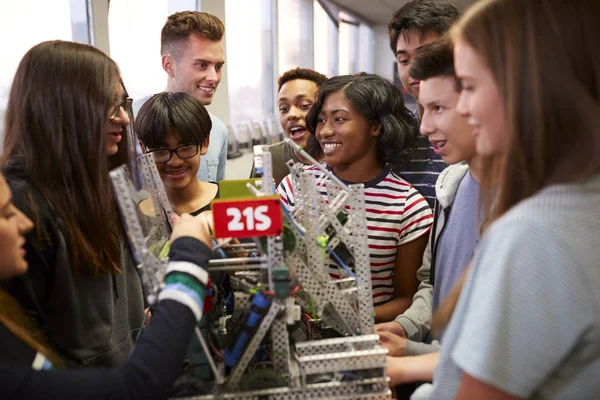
left=278, top=165, right=433, bottom=306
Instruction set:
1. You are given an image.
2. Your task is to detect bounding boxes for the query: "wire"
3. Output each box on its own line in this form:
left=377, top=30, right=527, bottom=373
left=326, top=244, right=356, bottom=279
left=206, top=329, right=223, bottom=360
left=290, top=284, right=301, bottom=297
left=281, top=205, right=305, bottom=237
left=211, top=281, right=219, bottom=303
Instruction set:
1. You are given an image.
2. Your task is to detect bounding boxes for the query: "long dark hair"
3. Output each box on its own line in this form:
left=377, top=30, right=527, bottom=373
left=306, top=73, right=419, bottom=174
left=1, top=40, right=134, bottom=276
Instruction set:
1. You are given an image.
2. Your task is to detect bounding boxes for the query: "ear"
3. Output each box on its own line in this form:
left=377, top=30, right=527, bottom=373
left=162, top=55, right=176, bottom=78
left=140, top=141, right=147, bottom=153
left=371, top=123, right=382, bottom=137
left=199, top=136, right=210, bottom=155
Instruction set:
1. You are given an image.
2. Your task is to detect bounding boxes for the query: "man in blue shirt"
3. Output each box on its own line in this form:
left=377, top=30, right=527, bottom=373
left=133, top=11, right=228, bottom=183
left=388, top=0, right=461, bottom=206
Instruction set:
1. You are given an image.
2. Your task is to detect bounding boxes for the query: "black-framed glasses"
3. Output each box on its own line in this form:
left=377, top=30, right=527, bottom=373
left=109, top=97, right=133, bottom=120
left=150, top=144, right=199, bottom=163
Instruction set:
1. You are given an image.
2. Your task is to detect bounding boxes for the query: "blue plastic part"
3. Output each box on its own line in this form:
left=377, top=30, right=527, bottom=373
left=223, top=291, right=272, bottom=368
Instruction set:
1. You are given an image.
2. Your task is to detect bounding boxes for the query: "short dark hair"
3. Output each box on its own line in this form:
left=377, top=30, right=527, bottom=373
left=277, top=68, right=328, bottom=92
left=306, top=73, right=419, bottom=174
left=409, top=37, right=459, bottom=91
left=135, top=92, right=212, bottom=149
left=161, top=11, right=224, bottom=59
left=388, top=0, right=461, bottom=53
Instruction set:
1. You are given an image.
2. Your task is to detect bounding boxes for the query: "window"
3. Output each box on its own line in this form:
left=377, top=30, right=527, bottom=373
left=338, top=11, right=358, bottom=75
left=0, top=0, right=81, bottom=138
left=278, top=0, right=314, bottom=74
left=70, top=0, right=92, bottom=44
left=108, top=0, right=199, bottom=101
left=339, top=10, right=374, bottom=75
left=225, top=0, right=276, bottom=129
left=358, top=22, right=374, bottom=74
left=313, top=0, right=338, bottom=77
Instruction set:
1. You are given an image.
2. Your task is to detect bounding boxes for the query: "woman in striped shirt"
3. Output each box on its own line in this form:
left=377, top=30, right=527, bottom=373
left=278, top=73, right=433, bottom=322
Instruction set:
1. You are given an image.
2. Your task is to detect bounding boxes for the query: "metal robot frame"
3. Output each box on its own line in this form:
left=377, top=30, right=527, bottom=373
left=110, top=142, right=392, bottom=400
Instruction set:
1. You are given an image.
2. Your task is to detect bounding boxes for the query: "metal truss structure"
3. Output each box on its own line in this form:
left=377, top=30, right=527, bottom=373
left=110, top=144, right=392, bottom=400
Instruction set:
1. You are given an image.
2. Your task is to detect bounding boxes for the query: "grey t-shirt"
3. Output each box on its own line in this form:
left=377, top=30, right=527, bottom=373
left=424, top=175, right=600, bottom=399
left=432, top=171, right=480, bottom=311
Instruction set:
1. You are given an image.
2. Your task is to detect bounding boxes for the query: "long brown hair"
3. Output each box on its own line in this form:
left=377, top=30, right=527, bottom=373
left=0, top=289, right=63, bottom=367
left=433, top=0, right=600, bottom=334
left=459, top=0, right=600, bottom=221
left=1, top=40, right=134, bottom=276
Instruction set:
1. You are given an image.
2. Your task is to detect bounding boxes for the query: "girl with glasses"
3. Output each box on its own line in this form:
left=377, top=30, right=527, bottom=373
left=1, top=40, right=146, bottom=369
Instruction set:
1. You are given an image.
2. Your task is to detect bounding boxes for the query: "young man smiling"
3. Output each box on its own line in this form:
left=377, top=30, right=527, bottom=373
left=134, top=11, right=228, bottom=183
left=376, top=38, right=486, bottom=387
left=388, top=0, right=461, bottom=207
left=250, top=68, right=326, bottom=185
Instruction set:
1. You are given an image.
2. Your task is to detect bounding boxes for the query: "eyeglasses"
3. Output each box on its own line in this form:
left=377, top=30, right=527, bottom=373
left=109, top=97, right=133, bottom=120
left=150, top=144, right=199, bottom=163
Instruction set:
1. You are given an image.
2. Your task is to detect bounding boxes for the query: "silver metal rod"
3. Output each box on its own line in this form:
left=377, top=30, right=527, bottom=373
left=211, top=237, right=233, bottom=251
left=227, top=243, right=258, bottom=249
left=208, top=264, right=266, bottom=272
left=194, top=327, right=225, bottom=384
left=245, top=182, right=262, bottom=196
left=208, top=256, right=267, bottom=265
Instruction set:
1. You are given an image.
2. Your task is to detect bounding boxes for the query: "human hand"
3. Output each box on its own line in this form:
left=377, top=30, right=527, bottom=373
left=386, top=356, right=407, bottom=387
left=169, top=212, right=212, bottom=247
left=386, top=353, right=439, bottom=387
left=378, top=331, right=408, bottom=357
left=375, top=321, right=407, bottom=337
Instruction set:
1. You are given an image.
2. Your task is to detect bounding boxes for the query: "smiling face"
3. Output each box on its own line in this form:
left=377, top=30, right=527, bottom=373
left=147, top=131, right=208, bottom=192
left=419, top=76, right=475, bottom=165
left=278, top=79, right=319, bottom=148
left=315, top=90, right=380, bottom=176
left=166, top=34, right=225, bottom=105
left=396, top=30, right=440, bottom=99
left=454, top=40, right=507, bottom=156
left=106, top=85, right=131, bottom=156
left=0, top=175, right=34, bottom=280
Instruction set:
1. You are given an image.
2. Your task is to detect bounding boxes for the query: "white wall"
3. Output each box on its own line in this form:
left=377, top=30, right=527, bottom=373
left=373, top=23, right=395, bottom=81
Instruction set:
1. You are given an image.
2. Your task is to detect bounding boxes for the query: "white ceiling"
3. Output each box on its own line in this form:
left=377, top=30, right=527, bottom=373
left=329, top=0, right=474, bottom=25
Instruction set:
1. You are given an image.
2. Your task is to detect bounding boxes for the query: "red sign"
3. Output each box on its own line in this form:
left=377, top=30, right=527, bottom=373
left=211, top=196, right=283, bottom=238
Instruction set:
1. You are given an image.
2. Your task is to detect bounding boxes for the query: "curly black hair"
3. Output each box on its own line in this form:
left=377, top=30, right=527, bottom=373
left=277, top=67, right=328, bottom=92
left=305, top=73, right=419, bottom=174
